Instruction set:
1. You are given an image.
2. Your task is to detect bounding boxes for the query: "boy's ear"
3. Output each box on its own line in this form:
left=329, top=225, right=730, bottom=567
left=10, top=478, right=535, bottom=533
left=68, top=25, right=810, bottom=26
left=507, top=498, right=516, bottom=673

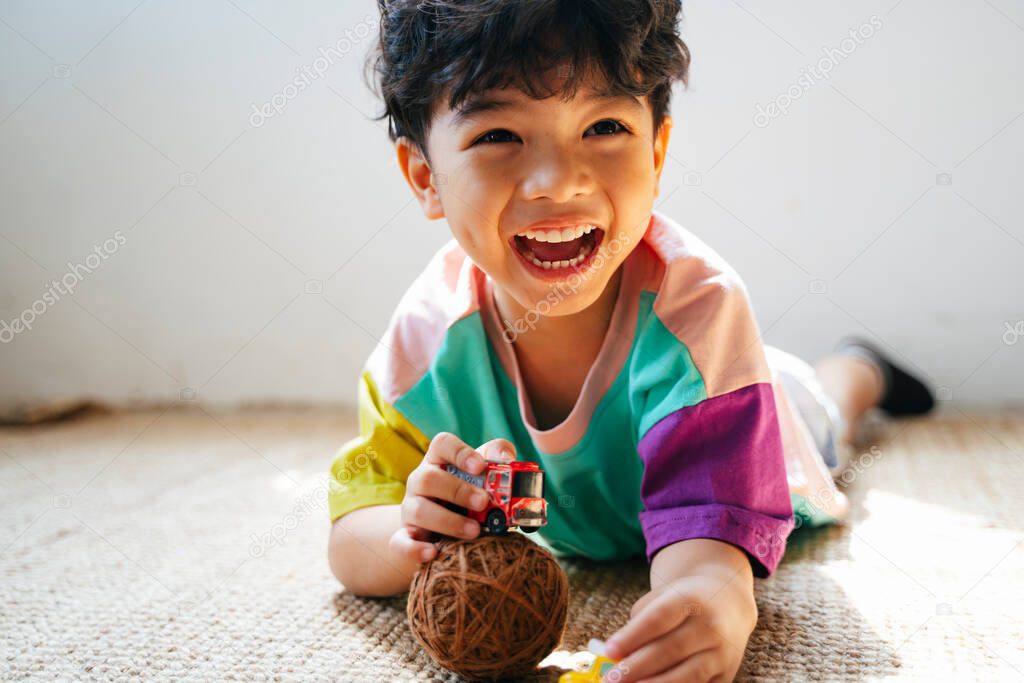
left=395, top=137, right=445, bottom=220
left=652, top=115, right=673, bottom=199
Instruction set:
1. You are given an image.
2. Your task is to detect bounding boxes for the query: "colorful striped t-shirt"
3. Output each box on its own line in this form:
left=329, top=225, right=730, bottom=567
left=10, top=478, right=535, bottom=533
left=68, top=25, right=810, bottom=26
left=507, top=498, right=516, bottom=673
left=328, top=210, right=846, bottom=577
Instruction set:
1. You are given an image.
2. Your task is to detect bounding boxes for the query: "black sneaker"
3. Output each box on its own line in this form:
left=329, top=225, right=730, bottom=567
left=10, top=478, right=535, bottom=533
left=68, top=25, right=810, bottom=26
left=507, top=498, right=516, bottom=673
left=833, top=336, right=936, bottom=416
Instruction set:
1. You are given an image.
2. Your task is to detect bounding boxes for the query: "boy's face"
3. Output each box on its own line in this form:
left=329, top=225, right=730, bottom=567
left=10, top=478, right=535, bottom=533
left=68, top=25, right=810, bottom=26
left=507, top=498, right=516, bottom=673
left=396, top=74, right=671, bottom=319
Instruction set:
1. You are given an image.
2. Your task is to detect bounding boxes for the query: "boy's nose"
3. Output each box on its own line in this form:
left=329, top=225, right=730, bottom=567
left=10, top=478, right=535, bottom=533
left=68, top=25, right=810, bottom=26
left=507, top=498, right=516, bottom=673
left=519, top=148, right=595, bottom=203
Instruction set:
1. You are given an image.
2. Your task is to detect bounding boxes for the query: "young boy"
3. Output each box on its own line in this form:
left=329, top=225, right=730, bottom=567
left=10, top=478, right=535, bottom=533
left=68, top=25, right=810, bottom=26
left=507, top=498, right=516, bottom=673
left=327, top=1, right=934, bottom=680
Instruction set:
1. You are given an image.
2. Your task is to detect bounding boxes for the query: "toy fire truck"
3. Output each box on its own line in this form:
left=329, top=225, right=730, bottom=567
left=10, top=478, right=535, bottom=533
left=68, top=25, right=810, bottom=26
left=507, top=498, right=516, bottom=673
left=441, top=459, right=547, bottom=534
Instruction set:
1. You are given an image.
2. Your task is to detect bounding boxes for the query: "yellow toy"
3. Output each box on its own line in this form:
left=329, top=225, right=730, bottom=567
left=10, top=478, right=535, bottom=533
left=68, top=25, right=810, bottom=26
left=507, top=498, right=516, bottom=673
left=559, top=638, right=621, bottom=682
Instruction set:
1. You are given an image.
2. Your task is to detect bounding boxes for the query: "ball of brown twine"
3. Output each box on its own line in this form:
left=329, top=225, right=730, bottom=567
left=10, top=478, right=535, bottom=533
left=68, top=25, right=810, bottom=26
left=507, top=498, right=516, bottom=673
left=406, top=532, right=569, bottom=681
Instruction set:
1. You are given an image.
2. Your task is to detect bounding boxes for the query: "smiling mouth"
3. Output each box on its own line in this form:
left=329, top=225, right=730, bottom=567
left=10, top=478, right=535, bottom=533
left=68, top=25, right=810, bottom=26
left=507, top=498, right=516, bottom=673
left=510, top=224, right=604, bottom=270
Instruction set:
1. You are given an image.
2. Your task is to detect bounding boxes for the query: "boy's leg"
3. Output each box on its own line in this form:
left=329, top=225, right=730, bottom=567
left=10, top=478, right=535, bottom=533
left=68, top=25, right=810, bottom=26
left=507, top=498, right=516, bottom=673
left=813, top=353, right=885, bottom=446
left=814, top=336, right=936, bottom=446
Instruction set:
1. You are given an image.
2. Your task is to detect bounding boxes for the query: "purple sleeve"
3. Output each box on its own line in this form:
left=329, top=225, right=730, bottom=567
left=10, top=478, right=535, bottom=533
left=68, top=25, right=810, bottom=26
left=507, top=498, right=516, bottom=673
left=637, top=382, right=795, bottom=577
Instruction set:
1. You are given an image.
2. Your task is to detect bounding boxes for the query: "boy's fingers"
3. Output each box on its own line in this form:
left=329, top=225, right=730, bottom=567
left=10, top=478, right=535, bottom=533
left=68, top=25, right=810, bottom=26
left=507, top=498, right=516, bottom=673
left=630, top=589, right=659, bottom=619
left=611, top=622, right=716, bottom=682
left=389, top=527, right=437, bottom=563
left=477, top=438, right=516, bottom=462
left=605, top=590, right=693, bottom=660
left=425, top=431, right=485, bottom=474
left=421, top=466, right=490, bottom=511
left=402, top=495, right=480, bottom=540
left=630, top=651, right=720, bottom=683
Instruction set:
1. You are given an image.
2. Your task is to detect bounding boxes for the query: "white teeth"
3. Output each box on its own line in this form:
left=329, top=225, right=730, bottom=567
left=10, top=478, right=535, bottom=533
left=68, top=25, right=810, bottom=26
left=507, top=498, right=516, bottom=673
left=527, top=242, right=593, bottom=270
left=517, top=224, right=597, bottom=243
left=514, top=224, right=599, bottom=271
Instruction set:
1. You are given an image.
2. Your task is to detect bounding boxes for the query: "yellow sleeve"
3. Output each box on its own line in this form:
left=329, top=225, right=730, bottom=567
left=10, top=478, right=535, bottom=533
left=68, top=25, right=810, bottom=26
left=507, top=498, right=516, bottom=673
left=327, top=369, right=431, bottom=523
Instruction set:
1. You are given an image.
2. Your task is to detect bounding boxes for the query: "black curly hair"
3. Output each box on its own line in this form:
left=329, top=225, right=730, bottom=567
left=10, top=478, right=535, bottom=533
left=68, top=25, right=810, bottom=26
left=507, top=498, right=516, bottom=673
left=366, top=0, right=691, bottom=157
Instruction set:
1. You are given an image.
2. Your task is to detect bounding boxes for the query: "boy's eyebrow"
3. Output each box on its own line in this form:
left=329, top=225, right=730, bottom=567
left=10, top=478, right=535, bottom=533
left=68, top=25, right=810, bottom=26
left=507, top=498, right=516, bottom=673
left=452, top=97, right=517, bottom=127
left=452, top=91, right=644, bottom=128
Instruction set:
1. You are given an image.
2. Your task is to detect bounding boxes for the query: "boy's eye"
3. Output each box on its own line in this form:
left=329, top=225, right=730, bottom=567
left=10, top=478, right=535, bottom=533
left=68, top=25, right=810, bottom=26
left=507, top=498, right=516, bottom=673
left=472, top=119, right=629, bottom=145
left=474, top=129, right=520, bottom=145
left=585, top=119, right=629, bottom=137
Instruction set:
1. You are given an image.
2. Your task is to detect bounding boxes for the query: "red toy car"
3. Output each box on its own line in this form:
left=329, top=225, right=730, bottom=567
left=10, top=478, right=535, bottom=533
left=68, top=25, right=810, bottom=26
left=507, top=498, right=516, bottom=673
left=441, top=459, right=547, bottom=534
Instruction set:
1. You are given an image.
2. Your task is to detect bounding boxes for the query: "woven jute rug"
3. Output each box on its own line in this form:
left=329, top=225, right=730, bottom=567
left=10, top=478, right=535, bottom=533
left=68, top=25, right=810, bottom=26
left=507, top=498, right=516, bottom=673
left=1, top=407, right=1022, bottom=681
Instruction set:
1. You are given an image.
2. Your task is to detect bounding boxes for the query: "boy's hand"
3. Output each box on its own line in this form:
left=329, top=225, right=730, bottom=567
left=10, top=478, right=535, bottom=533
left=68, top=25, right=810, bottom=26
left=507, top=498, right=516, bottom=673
left=388, top=432, right=515, bottom=564
left=603, top=573, right=756, bottom=682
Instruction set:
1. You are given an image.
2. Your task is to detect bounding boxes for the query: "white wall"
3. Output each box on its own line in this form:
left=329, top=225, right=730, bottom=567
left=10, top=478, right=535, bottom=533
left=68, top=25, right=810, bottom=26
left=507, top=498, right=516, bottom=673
left=1, top=0, right=1022, bottom=408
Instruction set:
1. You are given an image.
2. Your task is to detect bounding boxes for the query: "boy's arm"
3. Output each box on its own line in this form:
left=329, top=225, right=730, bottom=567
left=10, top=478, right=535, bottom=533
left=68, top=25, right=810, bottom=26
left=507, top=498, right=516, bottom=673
left=326, top=368, right=431, bottom=597
left=328, top=505, right=420, bottom=598
left=615, top=278, right=793, bottom=678
left=650, top=537, right=753, bottom=599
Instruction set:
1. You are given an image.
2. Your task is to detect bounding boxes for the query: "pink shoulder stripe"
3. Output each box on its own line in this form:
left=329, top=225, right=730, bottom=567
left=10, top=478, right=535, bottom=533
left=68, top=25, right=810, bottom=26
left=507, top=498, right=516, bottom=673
left=644, top=210, right=772, bottom=398
left=366, top=239, right=484, bottom=405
